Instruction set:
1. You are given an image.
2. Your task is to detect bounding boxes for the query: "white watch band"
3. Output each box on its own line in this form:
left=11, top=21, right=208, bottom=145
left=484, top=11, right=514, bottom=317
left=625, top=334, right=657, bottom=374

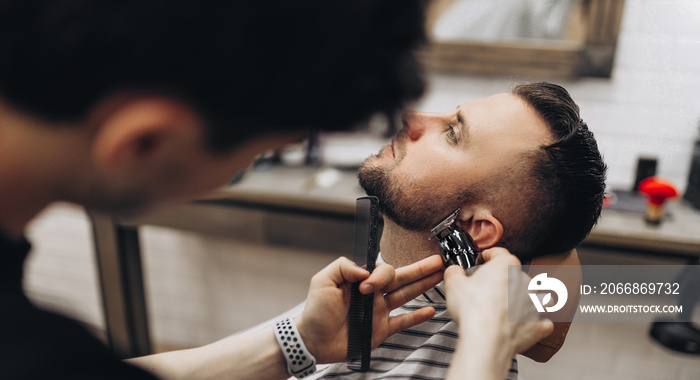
left=273, top=318, right=317, bottom=378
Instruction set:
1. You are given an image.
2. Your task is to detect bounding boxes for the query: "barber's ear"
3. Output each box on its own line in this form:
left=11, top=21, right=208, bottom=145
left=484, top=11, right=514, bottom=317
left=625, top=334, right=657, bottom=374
left=456, top=210, right=503, bottom=250
left=91, top=96, right=202, bottom=169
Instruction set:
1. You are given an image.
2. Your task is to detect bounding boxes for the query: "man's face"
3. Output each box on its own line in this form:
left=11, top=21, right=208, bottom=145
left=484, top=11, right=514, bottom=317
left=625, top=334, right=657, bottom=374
left=358, top=93, right=552, bottom=231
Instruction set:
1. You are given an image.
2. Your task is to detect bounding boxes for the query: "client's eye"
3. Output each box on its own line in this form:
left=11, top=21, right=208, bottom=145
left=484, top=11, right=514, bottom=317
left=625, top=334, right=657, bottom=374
left=447, top=126, right=458, bottom=144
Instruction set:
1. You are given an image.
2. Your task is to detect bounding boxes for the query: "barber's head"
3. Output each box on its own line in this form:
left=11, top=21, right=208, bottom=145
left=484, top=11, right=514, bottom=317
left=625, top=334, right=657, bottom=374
left=359, top=82, right=606, bottom=260
left=0, top=0, right=427, bottom=212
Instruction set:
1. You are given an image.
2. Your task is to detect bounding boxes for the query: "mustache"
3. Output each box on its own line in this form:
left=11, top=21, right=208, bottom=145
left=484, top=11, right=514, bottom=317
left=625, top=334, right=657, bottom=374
left=392, top=126, right=409, bottom=160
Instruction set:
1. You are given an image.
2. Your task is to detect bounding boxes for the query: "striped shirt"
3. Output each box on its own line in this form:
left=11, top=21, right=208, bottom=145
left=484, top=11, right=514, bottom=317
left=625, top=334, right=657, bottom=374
left=299, top=283, right=518, bottom=380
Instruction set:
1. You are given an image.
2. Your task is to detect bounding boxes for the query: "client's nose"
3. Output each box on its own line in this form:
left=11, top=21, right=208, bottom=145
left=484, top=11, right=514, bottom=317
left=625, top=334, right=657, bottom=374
left=401, top=110, right=427, bottom=141
left=402, top=110, right=446, bottom=141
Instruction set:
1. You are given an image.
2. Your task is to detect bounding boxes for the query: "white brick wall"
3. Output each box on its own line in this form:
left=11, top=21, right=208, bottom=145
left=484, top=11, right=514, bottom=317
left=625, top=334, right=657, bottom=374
left=24, top=204, right=103, bottom=328
left=22, top=0, right=700, bottom=349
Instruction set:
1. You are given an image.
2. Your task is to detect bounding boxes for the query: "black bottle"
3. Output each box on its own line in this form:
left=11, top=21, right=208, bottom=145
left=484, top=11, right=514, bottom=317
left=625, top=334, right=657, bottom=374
left=684, top=126, right=700, bottom=210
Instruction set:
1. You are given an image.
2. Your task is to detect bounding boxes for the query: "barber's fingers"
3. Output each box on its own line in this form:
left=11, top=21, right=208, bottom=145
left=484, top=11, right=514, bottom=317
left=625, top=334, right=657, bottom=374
left=377, top=255, right=445, bottom=294
left=443, top=265, right=475, bottom=323
left=310, top=257, right=369, bottom=289
left=385, top=307, right=436, bottom=338
left=359, top=263, right=395, bottom=294
left=383, top=270, right=443, bottom=310
left=443, top=264, right=468, bottom=284
left=362, top=256, right=443, bottom=310
left=445, top=248, right=520, bottom=286
left=444, top=252, right=554, bottom=356
left=478, top=247, right=522, bottom=266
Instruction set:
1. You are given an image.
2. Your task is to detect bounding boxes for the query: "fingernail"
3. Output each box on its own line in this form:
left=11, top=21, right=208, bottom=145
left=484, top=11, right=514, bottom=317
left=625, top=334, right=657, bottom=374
left=361, top=284, right=374, bottom=293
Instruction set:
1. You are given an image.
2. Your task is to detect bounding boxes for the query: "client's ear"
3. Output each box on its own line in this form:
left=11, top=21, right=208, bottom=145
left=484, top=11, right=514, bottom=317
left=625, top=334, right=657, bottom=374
left=91, top=95, right=202, bottom=170
left=456, top=209, right=503, bottom=250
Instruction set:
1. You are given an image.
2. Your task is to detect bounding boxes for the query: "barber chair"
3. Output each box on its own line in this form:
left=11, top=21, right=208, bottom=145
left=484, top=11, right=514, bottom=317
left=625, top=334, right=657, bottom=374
left=649, top=257, right=700, bottom=355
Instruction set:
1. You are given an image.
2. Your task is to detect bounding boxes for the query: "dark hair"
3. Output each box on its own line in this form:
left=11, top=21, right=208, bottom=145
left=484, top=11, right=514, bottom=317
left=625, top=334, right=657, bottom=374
left=499, top=82, right=606, bottom=261
left=0, top=0, right=427, bottom=151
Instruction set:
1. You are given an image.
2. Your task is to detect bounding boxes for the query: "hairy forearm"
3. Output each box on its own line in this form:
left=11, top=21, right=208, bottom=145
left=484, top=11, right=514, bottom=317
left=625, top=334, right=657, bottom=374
left=125, top=256, right=445, bottom=379
left=126, top=327, right=289, bottom=380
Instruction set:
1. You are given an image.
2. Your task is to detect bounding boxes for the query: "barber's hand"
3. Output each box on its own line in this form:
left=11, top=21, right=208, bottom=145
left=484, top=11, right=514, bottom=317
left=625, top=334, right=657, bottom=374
left=444, top=248, right=554, bottom=358
left=296, top=255, right=444, bottom=364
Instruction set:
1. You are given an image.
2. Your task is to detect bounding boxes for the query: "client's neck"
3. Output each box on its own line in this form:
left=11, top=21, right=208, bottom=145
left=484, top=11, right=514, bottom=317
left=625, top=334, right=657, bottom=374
left=380, top=218, right=441, bottom=268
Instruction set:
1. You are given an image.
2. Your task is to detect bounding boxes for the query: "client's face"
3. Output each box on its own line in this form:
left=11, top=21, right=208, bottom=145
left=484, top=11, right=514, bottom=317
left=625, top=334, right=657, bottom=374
left=358, top=93, right=551, bottom=231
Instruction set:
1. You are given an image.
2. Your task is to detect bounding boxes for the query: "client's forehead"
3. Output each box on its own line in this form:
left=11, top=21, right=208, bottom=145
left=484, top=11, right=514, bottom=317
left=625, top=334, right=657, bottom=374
left=459, top=92, right=551, bottom=145
left=461, top=92, right=517, bottom=111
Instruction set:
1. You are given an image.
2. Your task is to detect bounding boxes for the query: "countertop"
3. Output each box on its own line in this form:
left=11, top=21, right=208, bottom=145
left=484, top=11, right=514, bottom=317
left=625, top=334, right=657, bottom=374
left=140, top=165, right=700, bottom=257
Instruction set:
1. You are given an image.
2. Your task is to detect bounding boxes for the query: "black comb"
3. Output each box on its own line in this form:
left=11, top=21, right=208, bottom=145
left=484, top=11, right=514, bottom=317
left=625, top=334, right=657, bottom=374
left=347, top=196, right=379, bottom=372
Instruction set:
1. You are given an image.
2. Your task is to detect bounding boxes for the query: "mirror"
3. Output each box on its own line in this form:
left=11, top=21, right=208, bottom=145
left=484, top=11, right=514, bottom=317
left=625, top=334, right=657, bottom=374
left=419, top=0, right=625, bottom=77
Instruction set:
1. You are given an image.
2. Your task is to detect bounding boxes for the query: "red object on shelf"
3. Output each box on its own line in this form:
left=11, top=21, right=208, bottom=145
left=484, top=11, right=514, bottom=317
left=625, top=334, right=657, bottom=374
left=638, top=177, right=679, bottom=224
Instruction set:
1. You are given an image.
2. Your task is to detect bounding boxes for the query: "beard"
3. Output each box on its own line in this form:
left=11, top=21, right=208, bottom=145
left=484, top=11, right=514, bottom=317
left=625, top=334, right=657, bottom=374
left=358, top=159, right=461, bottom=232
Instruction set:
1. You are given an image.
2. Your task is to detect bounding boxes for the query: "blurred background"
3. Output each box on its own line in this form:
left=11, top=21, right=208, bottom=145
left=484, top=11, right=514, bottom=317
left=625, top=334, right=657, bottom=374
left=22, top=1, right=700, bottom=379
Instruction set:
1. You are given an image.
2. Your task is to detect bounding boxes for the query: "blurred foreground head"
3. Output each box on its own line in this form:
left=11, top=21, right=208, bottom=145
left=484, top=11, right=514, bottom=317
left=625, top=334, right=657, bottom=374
left=0, top=0, right=428, bottom=151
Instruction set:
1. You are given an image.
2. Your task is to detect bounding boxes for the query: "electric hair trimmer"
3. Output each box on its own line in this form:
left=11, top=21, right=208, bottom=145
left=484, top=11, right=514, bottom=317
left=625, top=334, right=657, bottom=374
left=428, top=209, right=479, bottom=270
